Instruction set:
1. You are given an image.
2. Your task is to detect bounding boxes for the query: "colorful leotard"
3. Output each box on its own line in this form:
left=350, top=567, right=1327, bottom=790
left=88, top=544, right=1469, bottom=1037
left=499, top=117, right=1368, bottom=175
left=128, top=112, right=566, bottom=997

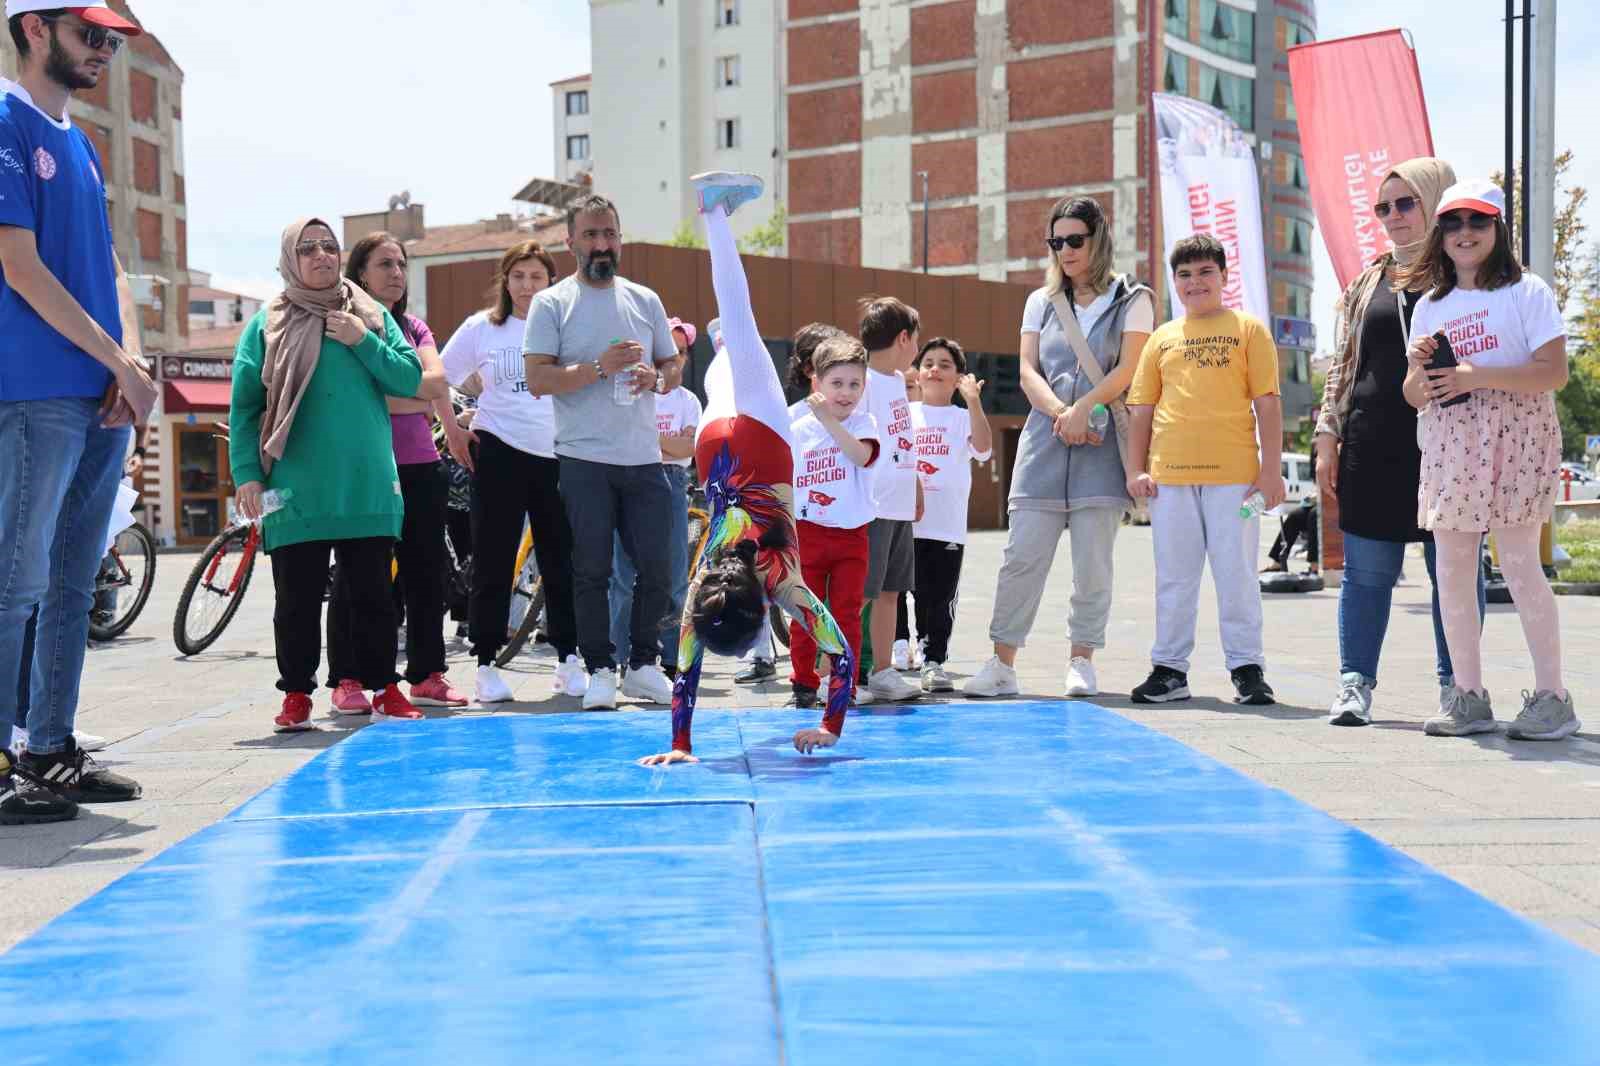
left=669, top=203, right=854, bottom=753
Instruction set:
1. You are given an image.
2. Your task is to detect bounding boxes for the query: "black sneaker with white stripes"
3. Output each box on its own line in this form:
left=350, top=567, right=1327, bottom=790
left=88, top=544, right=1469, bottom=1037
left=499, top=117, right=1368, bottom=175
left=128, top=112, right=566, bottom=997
left=1230, top=664, right=1277, bottom=706
left=1130, top=665, right=1191, bottom=704
left=1, top=748, right=78, bottom=825
left=17, top=738, right=141, bottom=804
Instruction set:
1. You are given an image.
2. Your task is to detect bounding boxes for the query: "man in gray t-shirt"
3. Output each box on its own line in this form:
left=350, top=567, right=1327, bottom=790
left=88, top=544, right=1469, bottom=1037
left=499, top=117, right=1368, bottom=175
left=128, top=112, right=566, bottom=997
left=524, top=195, right=682, bottom=710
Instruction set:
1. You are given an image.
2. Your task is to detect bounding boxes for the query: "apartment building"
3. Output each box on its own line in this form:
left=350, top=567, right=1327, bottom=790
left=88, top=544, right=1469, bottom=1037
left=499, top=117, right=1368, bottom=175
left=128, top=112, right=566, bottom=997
left=552, top=73, right=593, bottom=182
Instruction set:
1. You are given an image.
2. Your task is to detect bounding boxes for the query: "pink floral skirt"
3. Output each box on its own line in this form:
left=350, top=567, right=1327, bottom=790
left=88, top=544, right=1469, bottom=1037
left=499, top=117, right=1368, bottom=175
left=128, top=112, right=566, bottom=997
left=1418, top=388, right=1561, bottom=532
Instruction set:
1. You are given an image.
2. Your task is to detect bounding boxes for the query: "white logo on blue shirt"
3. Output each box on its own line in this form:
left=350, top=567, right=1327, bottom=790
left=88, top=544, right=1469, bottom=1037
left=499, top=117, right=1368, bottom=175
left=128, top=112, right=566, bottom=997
left=0, top=146, right=22, bottom=174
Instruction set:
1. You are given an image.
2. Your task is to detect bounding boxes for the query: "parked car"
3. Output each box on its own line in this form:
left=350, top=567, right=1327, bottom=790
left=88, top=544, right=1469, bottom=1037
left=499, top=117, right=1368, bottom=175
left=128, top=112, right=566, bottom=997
left=1281, top=452, right=1312, bottom=505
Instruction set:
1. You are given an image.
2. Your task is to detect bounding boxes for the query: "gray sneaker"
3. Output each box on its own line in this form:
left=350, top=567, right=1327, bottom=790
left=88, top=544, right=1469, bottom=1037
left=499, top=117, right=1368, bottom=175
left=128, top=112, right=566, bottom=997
left=1507, top=690, right=1581, bottom=741
left=1424, top=686, right=1497, bottom=737
left=1328, top=673, right=1373, bottom=727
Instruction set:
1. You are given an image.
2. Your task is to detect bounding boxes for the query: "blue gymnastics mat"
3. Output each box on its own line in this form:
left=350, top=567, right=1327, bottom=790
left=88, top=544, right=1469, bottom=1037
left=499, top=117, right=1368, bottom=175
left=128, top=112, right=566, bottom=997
left=3, top=702, right=1599, bottom=1066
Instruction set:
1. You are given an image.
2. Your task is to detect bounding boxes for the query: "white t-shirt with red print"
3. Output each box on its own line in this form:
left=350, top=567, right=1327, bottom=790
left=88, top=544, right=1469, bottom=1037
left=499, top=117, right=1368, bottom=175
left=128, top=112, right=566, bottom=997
left=654, top=386, right=703, bottom=468
left=1409, top=274, right=1567, bottom=370
left=864, top=367, right=917, bottom=521
left=791, top=409, right=881, bottom=530
left=911, top=402, right=994, bottom=545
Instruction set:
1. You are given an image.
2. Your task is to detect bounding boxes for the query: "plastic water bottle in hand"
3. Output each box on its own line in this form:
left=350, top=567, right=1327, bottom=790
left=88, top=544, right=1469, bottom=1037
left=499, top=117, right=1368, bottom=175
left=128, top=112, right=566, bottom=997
left=1088, top=403, right=1109, bottom=439
left=1239, top=490, right=1267, bottom=520
left=610, top=338, right=639, bottom=406
left=259, top=487, right=294, bottom=518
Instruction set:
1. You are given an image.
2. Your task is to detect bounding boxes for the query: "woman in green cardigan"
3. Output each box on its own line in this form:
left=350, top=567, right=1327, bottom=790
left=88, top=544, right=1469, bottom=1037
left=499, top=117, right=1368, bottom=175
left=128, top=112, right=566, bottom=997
left=229, top=218, right=432, bottom=732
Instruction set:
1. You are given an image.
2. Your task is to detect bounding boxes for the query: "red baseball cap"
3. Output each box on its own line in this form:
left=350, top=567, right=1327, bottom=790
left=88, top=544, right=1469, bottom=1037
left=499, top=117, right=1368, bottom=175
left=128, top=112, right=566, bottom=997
left=4, top=2, right=143, bottom=35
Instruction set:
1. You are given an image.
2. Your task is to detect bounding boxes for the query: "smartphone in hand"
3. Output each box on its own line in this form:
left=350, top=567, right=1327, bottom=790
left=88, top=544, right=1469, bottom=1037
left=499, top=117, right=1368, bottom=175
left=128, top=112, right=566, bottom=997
left=1426, top=331, right=1470, bottom=409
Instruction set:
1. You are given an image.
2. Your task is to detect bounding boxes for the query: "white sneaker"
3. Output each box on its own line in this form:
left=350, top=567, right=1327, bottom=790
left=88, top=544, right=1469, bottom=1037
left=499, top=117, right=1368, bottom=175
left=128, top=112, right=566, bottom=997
left=8, top=727, right=25, bottom=753
left=963, top=656, right=1019, bottom=698
left=583, top=668, right=619, bottom=710
left=1064, top=657, right=1098, bottom=698
left=621, top=663, right=673, bottom=705
left=475, top=664, right=514, bottom=704
left=921, top=662, right=955, bottom=692
left=865, top=667, right=919, bottom=702
left=891, top=639, right=914, bottom=672
left=553, top=655, right=587, bottom=697
left=74, top=731, right=109, bottom=752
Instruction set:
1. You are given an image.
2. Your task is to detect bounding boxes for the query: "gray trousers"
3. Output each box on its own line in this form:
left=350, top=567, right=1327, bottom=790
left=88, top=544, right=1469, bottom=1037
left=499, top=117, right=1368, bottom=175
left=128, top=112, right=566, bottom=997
left=988, top=506, right=1123, bottom=650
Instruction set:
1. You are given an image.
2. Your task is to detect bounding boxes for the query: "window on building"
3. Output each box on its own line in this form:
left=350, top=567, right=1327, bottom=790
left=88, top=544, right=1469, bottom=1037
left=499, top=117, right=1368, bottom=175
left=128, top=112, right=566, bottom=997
left=1198, top=65, right=1253, bottom=130
left=567, top=134, right=590, bottom=160
left=718, top=0, right=738, bottom=27
left=1288, top=150, right=1309, bottom=191
left=1165, top=0, right=1189, bottom=38
left=1163, top=52, right=1188, bottom=94
left=717, top=55, right=740, bottom=88
left=1284, top=282, right=1313, bottom=319
left=1279, top=18, right=1315, bottom=47
left=566, top=90, right=589, bottom=116
left=717, top=118, right=741, bottom=150
left=1199, top=0, right=1254, bottom=64
left=187, top=300, right=213, bottom=315
left=1281, top=217, right=1313, bottom=257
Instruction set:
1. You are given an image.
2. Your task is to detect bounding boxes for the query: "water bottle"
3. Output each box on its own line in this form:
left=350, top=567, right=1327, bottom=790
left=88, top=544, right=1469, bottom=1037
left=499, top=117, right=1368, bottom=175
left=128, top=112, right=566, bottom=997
left=1239, top=490, right=1267, bottom=520
left=1088, top=403, right=1109, bottom=438
left=609, top=337, right=639, bottom=406
left=259, top=487, right=293, bottom=518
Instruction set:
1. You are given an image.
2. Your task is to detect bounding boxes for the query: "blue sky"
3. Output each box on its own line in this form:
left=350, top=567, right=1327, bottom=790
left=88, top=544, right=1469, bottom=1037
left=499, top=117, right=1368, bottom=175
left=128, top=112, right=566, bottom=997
left=132, top=0, right=1596, bottom=349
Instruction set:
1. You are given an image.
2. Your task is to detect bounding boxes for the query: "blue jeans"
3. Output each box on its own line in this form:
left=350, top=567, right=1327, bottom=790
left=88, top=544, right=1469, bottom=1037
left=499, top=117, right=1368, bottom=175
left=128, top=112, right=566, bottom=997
left=1338, top=531, right=1485, bottom=687
left=0, top=398, right=130, bottom=755
left=609, top=464, right=690, bottom=669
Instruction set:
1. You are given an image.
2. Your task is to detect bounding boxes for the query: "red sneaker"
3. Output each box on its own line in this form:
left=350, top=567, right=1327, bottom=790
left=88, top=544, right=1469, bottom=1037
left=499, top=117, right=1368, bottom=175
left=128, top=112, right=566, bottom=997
left=331, top=679, right=372, bottom=715
left=274, top=693, right=314, bottom=733
left=409, top=672, right=468, bottom=707
left=372, top=684, right=424, bottom=721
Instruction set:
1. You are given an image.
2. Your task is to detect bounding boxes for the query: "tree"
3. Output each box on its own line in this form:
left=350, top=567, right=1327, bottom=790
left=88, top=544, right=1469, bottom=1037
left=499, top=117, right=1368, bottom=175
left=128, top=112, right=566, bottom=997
left=1561, top=249, right=1600, bottom=458
left=1492, top=150, right=1589, bottom=310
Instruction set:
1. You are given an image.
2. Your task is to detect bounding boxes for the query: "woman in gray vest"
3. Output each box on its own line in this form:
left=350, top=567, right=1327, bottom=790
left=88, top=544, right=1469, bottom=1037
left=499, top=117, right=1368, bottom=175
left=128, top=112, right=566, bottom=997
left=965, top=197, right=1155, bottom=699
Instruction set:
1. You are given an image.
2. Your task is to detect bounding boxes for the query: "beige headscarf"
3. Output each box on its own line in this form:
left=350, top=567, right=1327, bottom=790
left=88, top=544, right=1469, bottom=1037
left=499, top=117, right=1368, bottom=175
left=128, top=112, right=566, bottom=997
left=257, top=218, right=387, bottom=474
left=1384, top=157, right=1457, bottom=266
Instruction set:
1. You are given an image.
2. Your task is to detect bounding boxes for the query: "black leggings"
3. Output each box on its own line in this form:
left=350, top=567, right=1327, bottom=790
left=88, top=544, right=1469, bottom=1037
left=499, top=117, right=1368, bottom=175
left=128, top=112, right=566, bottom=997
left=469, top=431, right=577, bottom=664
left=272, top=537, right=398, bottom=694
left=328, top=461, right=450, bottom=686
left=912, top=538, right=965, bottom=664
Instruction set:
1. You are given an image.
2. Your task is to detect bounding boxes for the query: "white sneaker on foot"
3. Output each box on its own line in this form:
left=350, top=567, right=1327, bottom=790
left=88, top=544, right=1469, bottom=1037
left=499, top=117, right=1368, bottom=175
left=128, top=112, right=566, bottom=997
left=865, top=667, right=919, bottom=702
left=475, top=664, right=514, bottom=704
left=921, top=662, right=954, bottom=692
left=963, top=656, right=1019, bottom=698
left=691, top=171, right=765, bottom=216
left=583, top=668, right=619, bottom=710
left=554, top=655, right=587, bottom=697
left=891, top=639, right=914, bottom=672
left=72, top=731, right=109, bottom=752
left=621, top=663, right=673, bottom=705
left=1064, top=657, right=1098, bottom=698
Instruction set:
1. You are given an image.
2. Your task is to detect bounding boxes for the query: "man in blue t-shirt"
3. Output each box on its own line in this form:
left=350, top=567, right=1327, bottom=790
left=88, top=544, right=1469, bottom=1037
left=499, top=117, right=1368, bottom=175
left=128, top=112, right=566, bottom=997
left=0, top=2, right=156, bottom=825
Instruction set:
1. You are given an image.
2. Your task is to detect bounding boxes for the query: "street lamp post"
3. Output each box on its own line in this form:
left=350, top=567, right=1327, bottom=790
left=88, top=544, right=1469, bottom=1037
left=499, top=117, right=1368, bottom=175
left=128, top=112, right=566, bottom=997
left=917, top=170, right=930, bottom=274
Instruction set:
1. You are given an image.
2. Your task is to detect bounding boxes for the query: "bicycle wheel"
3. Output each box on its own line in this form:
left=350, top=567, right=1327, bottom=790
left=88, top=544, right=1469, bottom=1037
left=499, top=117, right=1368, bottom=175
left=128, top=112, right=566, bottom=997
left=89, top=523, right=157, bottom=641
left=174, top=525, right=258, bottom=655
left=496, top=552, right=545, bottom=668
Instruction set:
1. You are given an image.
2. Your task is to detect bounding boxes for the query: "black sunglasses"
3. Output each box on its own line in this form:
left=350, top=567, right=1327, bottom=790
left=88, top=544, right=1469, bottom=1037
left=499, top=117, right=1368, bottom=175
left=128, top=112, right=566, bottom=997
left=1044, top=234, right=1089, bottom=252
left=39, top=16, right=125, bottom=54
left=1373, top=196, right=1419, bottom=218
left=1438, top=212, right=1498, bottom=234
left=296, top=239, right=341, bottom=257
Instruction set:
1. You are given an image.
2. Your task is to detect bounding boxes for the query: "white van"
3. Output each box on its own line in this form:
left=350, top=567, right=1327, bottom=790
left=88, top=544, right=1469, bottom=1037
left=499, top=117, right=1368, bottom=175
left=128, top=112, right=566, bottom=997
left=1281, top=452, right=1312, bottom=505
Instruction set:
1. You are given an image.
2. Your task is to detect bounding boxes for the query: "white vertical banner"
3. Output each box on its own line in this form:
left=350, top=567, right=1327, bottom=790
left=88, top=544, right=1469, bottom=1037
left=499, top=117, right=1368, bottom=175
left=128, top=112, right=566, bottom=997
left=1152, top=92, right=1270, bottom=322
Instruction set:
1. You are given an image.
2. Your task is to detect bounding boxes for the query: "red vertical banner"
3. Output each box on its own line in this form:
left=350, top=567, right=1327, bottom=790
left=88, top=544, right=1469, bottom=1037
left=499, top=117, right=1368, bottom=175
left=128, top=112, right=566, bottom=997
left=1288, top=29, right=1434, bottom=289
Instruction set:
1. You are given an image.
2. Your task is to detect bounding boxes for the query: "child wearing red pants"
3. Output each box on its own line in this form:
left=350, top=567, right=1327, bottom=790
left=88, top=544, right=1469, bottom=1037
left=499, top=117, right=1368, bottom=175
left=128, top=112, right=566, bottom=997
left=788, top=337, right=881, bottom=707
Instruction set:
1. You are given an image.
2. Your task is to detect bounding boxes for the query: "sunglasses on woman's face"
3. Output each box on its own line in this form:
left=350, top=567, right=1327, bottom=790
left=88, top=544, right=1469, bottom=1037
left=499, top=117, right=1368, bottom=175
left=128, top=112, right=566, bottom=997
left=1045, top=234, right=1089, bottom=252
left=1438, top=212, right=1498, bottom=234
left=40, top=16, right=124, bottom=54
left=1373, top=196, right=1419, bottom=218
left=296, top=239, right=341, bottom=258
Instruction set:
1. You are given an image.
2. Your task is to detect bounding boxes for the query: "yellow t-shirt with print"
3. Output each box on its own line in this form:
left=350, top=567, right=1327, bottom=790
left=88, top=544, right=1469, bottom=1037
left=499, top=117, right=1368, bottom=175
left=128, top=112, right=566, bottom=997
left=1126, top=309, right=1279, bottom=485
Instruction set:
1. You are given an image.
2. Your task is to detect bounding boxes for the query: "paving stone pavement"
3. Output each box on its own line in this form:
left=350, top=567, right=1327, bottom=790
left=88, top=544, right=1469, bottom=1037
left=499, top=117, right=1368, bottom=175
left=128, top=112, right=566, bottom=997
left=3, top=526, right=1598, bottom=956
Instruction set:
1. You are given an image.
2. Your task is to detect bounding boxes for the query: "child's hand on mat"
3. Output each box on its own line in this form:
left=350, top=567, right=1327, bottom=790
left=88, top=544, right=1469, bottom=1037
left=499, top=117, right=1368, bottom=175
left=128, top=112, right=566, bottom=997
left=1127, top=473, right=1158, bottom=499
left=638, top=750, right=699, bottom=767
left=793, top=728, right=838, bottom=754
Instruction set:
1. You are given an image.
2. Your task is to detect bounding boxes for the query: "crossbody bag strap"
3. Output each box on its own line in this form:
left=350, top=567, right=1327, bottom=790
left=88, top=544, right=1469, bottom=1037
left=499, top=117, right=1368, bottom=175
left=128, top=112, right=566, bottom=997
left=1048, top=289, right=1130, bottom=452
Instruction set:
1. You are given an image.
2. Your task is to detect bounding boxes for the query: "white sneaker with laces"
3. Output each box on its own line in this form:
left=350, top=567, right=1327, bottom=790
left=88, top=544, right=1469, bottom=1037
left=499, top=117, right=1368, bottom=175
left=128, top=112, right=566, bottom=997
left=891, top=639, right=914, bottom=672
left=621, top=663, right=674, bottom=705
left=865, top=667, right=919, bottom=702
left=475, top=664, right=514, bottom=704
left=963, top=656, right=1019, bottom=698
left=921, top=662, right=955, bottom=693
left=553, top=655, right=587, bottom=697
left=1064, top=657, right=1099, bottom=698
left=583, top=668, right=619, bottom=710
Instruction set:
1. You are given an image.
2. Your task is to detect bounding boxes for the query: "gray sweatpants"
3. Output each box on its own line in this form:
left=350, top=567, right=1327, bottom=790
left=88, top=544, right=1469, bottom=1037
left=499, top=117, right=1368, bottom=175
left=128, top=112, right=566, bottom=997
left=1148, top=483, right=1264, bottom=673
left=988, top=506, right=1123, bottom=650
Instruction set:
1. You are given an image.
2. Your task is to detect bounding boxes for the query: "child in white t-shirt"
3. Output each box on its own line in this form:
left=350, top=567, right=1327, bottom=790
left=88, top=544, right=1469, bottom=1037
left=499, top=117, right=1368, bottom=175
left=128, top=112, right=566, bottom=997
left=788, top=336, right=881, bottom=706
left=910, top=338, right=993, bottom=691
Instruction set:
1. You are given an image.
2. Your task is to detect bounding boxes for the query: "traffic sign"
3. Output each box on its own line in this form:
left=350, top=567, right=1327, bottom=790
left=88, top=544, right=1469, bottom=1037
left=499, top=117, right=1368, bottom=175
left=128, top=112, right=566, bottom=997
left=1587, top=434, right=1600, bottom=454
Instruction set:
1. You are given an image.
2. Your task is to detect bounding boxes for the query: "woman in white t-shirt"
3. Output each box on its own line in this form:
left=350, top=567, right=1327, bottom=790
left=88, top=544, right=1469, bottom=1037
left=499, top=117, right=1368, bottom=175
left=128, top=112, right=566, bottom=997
left=1402, top=180, right=1578, bottom=741
left=909, top=337, right=993, bottom=692
left=965, top=196, right=1155, bottom=701
left=441, top=241, right=584, bottom=704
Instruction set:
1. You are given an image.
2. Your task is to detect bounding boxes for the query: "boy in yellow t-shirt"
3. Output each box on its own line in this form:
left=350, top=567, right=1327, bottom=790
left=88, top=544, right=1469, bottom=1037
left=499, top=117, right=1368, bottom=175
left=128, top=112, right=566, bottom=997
left=1125, top=234, right=1286, bottom=707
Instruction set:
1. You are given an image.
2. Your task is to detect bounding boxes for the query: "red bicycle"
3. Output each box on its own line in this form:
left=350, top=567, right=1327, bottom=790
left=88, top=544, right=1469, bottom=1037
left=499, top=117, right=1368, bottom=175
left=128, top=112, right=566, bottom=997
left=173, top=516, right=262, bottom=656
